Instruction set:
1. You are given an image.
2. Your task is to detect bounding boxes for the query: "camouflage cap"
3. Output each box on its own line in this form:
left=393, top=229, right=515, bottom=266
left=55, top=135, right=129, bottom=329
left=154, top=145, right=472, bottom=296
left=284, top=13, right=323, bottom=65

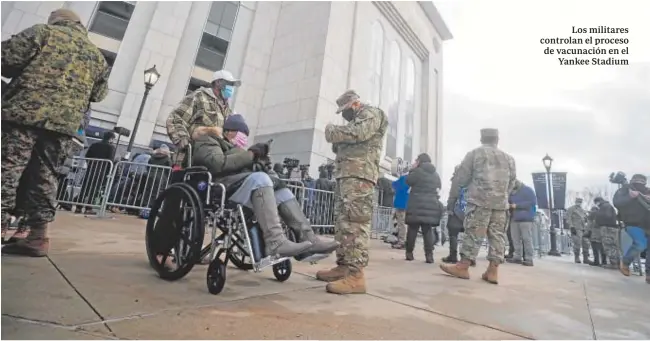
left=480, top=128, right=499, bottom=138
left=631, top=174, right=647, bottom=185
left=335, top=90, right=360, bottom=113
left=48, top=9, right=81, bottom=25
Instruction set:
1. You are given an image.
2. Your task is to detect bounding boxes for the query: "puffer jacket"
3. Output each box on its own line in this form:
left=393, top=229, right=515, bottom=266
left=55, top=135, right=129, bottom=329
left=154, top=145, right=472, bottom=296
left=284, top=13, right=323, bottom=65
left=405, top=162, right=443, bottom=226
left=192, top=134, right=254, bottom=188
left=192, top=134, right=286, bottom=192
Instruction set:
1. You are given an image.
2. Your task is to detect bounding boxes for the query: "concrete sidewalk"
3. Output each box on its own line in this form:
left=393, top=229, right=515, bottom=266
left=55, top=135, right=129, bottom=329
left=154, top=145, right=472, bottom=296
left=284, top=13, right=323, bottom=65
left=2, top=212, right=648, bottom=340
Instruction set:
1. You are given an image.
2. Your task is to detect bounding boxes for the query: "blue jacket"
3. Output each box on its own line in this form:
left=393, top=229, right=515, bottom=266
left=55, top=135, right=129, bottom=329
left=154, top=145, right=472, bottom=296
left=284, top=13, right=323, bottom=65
left=453, top=187, right=467, bottom=220
left=392, top=175, right=409, bottom=210
left=509, top=184, right=537, bottom=222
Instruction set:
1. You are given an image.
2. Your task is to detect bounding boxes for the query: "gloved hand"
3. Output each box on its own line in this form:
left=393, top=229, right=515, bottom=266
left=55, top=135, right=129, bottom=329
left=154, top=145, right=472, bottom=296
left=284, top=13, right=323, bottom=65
left=248, top=143, right=270, bottom=158
left=177, top=138, right=190, bottom=150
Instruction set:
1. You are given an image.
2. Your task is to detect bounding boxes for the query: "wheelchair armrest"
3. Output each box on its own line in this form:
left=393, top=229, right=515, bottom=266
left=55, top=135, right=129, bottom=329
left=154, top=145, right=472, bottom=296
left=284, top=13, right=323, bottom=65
left=184, top=166, right=208, bottom=172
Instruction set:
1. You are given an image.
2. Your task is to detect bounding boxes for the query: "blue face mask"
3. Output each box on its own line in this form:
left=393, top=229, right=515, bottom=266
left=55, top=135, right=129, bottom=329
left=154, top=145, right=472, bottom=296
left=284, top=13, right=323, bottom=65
left=221, top=85, right=234, bottom=99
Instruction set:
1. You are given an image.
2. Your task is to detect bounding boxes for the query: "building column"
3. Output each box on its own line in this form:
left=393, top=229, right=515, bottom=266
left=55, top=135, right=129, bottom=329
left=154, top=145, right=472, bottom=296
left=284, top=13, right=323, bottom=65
left=154, top=1, right=212, bottom=140
left=63, top=1, right=97, bottom=27
left=115, top=1, right=193, bottom=151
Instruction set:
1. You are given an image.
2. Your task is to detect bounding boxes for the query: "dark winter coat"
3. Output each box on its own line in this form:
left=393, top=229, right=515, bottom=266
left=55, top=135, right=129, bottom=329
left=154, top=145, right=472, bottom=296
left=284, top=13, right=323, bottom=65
left=594, top=201, right=618, bottom=227
left=613, top=185, right=650, bottom=231
left=405, top=162, right=443, bottom=226
left=192, top=134, right=285, bottom=190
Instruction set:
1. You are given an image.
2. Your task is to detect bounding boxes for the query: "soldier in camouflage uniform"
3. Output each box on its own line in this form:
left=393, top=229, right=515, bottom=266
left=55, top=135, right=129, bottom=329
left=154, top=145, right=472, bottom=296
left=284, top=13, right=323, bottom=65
left=315, top=90, right=388, bottom=294
left=593, top=196, right=620, bottom=269
left=440, top=129, right=516, bottom=285
left=1, top=9, right=109, bottom=256
left=166, top=69, right=240, bottom=165
left=566, top=198, right=590, bottom=264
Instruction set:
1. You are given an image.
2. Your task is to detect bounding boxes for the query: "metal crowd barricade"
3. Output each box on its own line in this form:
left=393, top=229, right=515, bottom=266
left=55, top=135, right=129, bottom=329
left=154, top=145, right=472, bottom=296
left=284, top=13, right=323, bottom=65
left=102, top=161, right=172, bottom=215
left=55, top=157, right=114, bottom=213
left=371, top=205, right=393, bottom=239
left=303, top=187, right=336, bottom=235
left=532, top=222, right=552, bottom=257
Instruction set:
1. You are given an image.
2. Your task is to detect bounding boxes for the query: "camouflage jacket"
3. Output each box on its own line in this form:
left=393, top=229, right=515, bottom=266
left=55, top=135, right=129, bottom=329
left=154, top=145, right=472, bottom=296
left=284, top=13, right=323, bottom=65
left=566, top=204, right=587, bottom=230
left=166, top=87, right=232, bottom=146
left=325, top=105, right=388, bottom=184
left=1, top=21, right=109, bottom=136
left=448, top=144, right=517, bottom=210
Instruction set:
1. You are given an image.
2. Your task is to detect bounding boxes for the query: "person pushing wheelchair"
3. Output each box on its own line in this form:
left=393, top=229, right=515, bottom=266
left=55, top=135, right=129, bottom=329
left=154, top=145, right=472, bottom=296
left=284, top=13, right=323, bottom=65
left=190, top=115, right=339, bottom=260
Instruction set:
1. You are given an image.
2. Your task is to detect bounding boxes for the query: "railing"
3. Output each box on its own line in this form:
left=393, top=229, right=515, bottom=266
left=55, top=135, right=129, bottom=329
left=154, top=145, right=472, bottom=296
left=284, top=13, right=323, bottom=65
left=103, top=161, right=173, bottom=215
left=55, top=157, right=115, bottom=214
left=55, top=157, right=172, bottom=218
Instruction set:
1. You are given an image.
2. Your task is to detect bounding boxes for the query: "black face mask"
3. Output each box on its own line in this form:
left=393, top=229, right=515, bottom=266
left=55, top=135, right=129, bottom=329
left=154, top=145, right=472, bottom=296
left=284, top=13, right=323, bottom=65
left=342, top=108, right=356, bottom=122
left=631, top=183, right=647, bottom=192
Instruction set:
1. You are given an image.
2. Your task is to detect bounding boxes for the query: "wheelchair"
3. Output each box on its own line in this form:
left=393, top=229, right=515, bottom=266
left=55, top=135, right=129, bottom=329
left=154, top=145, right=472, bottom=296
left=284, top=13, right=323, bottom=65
left=144, top=146, right=297, bottom=295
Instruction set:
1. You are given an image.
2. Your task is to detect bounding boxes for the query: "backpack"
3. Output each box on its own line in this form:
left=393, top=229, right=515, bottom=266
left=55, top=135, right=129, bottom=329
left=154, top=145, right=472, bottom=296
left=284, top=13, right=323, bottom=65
left=453, top=187, right=467, bottom=220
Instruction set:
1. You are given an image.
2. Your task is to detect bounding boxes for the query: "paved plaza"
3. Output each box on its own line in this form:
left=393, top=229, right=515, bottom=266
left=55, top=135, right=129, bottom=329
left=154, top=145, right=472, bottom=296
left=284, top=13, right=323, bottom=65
left=2, top=212, right=649, bottom=340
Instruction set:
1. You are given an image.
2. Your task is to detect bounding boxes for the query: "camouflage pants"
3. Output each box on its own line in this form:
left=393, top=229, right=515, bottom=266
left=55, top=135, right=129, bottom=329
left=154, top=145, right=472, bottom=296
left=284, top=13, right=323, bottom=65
left=394, top=209, right=406, bottom=242
left=1, top=124, right=70, bottom=227
left=571, top=229, right=591, bottom=257
left=334, top=177, right=374, bottom=271
left=459, top=204, right=508, bottom=263
left=600, top=226, right=620, bottom=264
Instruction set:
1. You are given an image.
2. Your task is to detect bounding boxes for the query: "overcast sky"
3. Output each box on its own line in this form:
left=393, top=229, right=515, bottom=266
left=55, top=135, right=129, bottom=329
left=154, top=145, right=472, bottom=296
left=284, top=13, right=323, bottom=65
left=434, top=0, right=650, bottom=199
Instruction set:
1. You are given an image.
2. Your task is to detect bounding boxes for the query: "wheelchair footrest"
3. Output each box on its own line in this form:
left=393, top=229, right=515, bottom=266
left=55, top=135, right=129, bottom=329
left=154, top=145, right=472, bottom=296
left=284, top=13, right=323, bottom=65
left=253, top=255, right=290, bottom=272
left=294, top=252, right=330, bottom=264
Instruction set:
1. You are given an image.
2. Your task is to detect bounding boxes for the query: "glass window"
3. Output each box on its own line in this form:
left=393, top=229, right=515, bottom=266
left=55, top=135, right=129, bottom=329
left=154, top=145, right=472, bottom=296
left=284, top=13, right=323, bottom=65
left=208, top=1, right=226, bottom=23
left=89, top=1, right=135, bottom=41
left=369, top=21, right=384, bottom=106
left=186, top=77, right=211, bottom=95
left=195, top=32, right=228, bottom=71
left=383, top=41, right=401, bottom=159
left=195, top=2, right=239, bottom=71
left=403, top=58, right=416, bottom=162
left=221, top=2, right=238, bottom=29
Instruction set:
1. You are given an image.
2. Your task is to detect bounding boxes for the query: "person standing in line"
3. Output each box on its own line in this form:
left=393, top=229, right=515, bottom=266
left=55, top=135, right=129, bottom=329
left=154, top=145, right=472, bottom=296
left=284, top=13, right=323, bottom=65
left=442, top=165, right=471, bottom=265
left=315, top=90, right=388, bottom=295
left=1, top=9, right=109, bottom=256
left=390, top=169, right=409, bottom=249
left=566, top=198, right=590, bottom=264
left=440, top=128, right=516, bottom=285
left=506, top=180, right=538, bottom=266
left=403, top=153, right=443, bottom=263
left=587, top=206, right=606, bottom=266
left=593, top=197, right=620, bottom=270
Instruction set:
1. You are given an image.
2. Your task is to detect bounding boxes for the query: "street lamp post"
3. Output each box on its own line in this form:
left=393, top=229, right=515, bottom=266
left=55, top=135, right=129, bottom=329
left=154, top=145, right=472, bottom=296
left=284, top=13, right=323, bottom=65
left=543, top=153, right=561, bottom=256
left=124, top=65, right=160, bottom=160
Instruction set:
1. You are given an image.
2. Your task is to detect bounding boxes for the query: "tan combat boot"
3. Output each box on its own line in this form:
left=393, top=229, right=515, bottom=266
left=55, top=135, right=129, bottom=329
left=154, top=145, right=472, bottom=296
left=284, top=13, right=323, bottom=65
left=619, top=261, right=630, bottom=277
left=439, top=258, right=471, bottom=279
left=326, top=269, right=366, bottom=294
left=481, top=261, right=499, bottom=284
left=2, top=224, right=49, bottom=257
left=316, top=264, right=349, bottom=282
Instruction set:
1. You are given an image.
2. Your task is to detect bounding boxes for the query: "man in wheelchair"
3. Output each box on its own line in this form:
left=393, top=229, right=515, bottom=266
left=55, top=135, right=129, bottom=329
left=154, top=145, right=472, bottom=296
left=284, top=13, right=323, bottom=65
left=188, top=121, right=339, bottom=260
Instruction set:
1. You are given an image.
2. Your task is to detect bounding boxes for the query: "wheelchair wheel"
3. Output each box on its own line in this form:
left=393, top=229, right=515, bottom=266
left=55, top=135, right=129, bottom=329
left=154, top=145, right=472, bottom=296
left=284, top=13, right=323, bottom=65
left=146, top=183, right=205, bottom=281
left=272, top=259, right=292, bottom=282
left=207, top=256, right=227, bottom=295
